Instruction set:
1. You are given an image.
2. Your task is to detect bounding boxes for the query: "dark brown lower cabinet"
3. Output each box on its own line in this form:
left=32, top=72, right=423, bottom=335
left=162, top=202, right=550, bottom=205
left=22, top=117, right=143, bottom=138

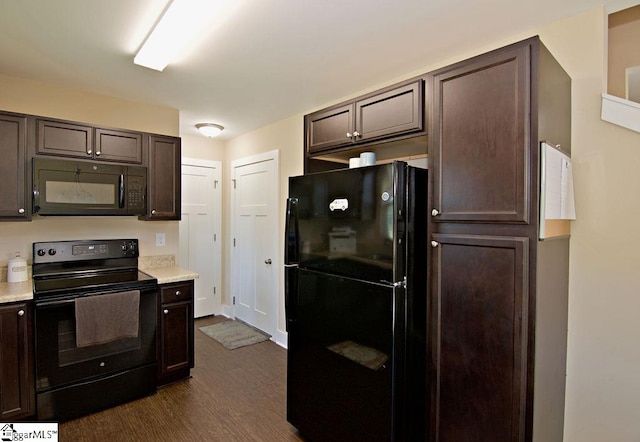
left=0, top=302, right=35, bottom=420
left=431, top=234, right=529, bottom=440
left=157, top=281, right=194, bottom=385
left=429, top=234, right=569, bottom=442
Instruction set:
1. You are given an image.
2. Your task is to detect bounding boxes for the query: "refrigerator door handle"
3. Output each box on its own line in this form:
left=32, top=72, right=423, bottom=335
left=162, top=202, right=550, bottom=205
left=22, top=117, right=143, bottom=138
left=284, top=264, right=299, bottom=268
left=285, top=197, right=300, bottom=265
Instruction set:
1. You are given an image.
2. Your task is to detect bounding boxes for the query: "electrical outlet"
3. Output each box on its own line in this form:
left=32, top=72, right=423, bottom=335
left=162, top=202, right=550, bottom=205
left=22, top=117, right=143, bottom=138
left=156, top=233, right=165, bottom=247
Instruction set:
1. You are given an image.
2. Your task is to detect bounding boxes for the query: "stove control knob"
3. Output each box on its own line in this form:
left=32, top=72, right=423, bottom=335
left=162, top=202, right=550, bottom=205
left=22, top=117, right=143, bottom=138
left=128, top=242, right=137, bottom=252
left=37, top=249, right=46, bottom=257
left=121, top=243, right=128, bottom=252
left=48, top=248, right=57, bottom=256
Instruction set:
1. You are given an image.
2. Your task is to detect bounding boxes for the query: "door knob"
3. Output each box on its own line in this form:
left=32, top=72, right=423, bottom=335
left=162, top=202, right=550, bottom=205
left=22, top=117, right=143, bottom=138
left=265, top=259, right=272, bottom=265
left=431, top=208, right=440, bottom=217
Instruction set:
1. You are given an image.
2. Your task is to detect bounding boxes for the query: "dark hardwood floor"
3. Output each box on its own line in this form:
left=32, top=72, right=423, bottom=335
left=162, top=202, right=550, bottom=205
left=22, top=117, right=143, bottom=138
left=60, top=315, right=304, bottom=441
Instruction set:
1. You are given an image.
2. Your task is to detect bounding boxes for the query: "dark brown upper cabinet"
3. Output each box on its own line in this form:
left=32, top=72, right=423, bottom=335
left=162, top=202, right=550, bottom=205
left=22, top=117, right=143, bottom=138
left=142, top=134, right=181, bottom=220
left=305, top=78, right=425, bottom=155
left=429, top=43, right=530, bottom=224
left=0, top=112, right=29, bottom=220
left=36, top=118, right=143, bottom=164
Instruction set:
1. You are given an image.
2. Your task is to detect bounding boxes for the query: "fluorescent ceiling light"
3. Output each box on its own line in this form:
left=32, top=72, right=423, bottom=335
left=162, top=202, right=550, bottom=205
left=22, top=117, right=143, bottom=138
left=134, top=0, right=222, bottom=71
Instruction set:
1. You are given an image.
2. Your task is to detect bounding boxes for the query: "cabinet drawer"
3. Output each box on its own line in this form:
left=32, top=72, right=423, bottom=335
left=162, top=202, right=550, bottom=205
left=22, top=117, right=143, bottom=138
left=160, top=282, right=192, bottom=304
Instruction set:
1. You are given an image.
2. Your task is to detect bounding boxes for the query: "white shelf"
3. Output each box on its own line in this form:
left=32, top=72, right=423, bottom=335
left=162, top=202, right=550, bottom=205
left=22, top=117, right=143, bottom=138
left=601, top=93, right=640, bottom=134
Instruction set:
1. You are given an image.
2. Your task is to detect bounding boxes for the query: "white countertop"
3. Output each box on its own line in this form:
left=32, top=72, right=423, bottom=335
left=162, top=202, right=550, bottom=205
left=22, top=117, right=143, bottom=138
left=141, top=266, right=199, bottom=285
left=0, top=280, right=33, bottom=303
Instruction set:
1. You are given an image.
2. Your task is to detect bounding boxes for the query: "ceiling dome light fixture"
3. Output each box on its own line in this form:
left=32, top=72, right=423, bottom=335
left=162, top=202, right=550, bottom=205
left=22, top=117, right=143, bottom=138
left=196, top=123, right=224, bottom=138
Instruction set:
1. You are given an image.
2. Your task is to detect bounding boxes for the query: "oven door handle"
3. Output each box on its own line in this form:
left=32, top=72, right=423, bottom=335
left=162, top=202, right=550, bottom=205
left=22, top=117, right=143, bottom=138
left=35, top=297, right=77, bottom=308
left=119, top=174, right=125, bottom=209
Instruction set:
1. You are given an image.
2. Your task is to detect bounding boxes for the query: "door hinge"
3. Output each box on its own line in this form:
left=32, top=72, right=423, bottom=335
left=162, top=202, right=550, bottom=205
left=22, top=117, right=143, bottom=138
left=232, top=179, right=236, bottom=189
left=233, top=238, right=236, bottom=247
left=233, top=296, right=236, bottom=305
left=214, top=180, right=218, bottom=189
left=213, top=286, right=216, bottom=295
left=214, top=233, right=217, bottom=242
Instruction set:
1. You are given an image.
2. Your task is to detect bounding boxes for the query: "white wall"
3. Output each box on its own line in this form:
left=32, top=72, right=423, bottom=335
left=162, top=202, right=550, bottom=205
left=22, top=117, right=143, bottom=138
left=222, top=115, right=303, bottom=335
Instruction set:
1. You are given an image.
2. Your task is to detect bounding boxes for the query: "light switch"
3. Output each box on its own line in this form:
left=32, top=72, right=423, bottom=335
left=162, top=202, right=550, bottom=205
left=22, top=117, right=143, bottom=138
left=156, top=233, right=166, bottom=247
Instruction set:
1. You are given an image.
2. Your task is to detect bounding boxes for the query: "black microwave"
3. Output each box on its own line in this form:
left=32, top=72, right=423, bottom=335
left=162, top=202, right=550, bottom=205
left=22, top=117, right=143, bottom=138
left=32, top=158, right=147, bottom=216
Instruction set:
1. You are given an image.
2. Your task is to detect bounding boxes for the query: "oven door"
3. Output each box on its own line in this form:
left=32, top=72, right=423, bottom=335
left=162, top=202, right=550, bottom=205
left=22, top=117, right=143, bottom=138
left=34, top=287, right=157, bottom=392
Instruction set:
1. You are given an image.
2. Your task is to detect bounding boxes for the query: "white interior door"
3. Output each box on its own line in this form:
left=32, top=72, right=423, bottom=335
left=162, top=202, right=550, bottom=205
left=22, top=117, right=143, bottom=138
left=179, top=160, right=222, bottom=318
left=232, top=151, right=278, bottom=336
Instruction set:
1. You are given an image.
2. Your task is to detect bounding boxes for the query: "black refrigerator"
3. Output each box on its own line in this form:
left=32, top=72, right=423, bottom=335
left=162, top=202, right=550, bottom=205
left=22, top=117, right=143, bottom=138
left=285, top=161, right=427, bottom=441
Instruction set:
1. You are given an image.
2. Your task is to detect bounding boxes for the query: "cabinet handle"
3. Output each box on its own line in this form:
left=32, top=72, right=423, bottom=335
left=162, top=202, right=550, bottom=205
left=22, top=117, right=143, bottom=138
left=96, top=150, right=101, bottom=156
left=151, top=209, right=157, bottom=215
left=87, top=149, right=92, bottom=155
left=265, top=259, right=272, bottom=265
left=346, top=132, right=352, bottom=139
left=353, top=131, right=360, bottom=138
left=18, top=208, right=25, bottom=214
left=17, top=310, right=25, bottom=317
left=175, top=290, right=181, bottom=296
left=431, top=208, right=440, bottom=217
left=163, top=309, right=169, bottom=314
left=430, top=241, right=439, bottom=248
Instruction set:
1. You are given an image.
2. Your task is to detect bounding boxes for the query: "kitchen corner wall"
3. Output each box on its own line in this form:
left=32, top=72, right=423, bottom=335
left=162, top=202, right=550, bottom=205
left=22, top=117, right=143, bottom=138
left=0, top=74, right=181, bottom=265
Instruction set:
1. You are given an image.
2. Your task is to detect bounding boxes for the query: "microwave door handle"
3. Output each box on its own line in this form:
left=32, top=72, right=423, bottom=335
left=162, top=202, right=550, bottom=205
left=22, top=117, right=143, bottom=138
left=119, top=174, right=125, bottom=208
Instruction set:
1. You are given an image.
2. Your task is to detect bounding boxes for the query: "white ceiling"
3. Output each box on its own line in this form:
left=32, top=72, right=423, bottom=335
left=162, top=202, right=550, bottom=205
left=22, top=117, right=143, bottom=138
left=0, top=0, right=613, bottom=140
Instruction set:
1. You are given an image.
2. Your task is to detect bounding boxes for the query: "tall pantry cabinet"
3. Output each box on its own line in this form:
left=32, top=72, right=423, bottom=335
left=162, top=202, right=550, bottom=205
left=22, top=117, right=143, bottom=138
left=426, top=36, right=571, bottom=442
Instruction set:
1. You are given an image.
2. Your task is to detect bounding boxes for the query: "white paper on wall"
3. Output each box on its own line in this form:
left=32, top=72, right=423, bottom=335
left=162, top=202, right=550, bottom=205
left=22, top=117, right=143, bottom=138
left=539, top=142, right=576, bottom=239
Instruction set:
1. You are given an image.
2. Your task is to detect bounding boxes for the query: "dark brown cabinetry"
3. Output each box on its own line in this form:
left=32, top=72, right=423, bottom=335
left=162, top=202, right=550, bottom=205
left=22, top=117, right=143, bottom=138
left=304, top=78, right=425, bottom=171
left=0, top=302, right=35, bottom=420
left=36, top=118, right=143, bottom=164
left=427, top=36, right=571, bottom=442
left=0, top=112, right=29, bottom=220
left=143, top=135, right=181, bottom=220
left=157, top=280, right=194, bottom=385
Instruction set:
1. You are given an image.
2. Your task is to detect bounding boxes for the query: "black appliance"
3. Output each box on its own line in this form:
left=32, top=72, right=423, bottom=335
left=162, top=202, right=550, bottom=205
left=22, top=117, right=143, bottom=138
left=32, top=239, right=158, bottom=422
left=32, top=157, right=147, bottom=216
left=285, top=162, right=427, bottom=441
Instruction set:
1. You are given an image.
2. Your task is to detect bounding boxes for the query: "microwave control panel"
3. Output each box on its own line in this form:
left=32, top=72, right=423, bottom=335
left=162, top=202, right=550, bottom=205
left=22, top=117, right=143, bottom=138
left=127, top=175, right=146, bottom=213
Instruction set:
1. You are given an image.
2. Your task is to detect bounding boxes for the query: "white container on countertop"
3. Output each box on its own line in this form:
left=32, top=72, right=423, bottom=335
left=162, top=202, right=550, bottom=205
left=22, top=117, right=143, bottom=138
left=349, top=157, right=361, bottom=168
left=7, top=253, right=28, bottom=283
left=359, top=152, right=376, bottom=166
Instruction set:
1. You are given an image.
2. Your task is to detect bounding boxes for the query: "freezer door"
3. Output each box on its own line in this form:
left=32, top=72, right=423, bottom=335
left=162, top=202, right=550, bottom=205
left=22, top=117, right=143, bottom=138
left=286, top=269, right=404, bottom=440
left=288, top=163, right=402, bottom=283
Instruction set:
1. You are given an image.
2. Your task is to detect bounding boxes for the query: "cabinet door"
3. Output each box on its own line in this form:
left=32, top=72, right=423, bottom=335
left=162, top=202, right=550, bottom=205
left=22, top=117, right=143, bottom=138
left=159, top=301, right=191, bottom=375
left=355, top=79, right=423, bottom=143
left=146, top=135, right=181, bottom=220
left=36, top=118, right=93, bottom=159
left=430, top=234, right=528, bottom=442
left=430, top=43, right=530, bottom=223
left=0, top=303, right=34, bottom=420
left=305, top=104, right=354, bottom=153
left=0, top=113, right=29, bottom=220
left=95, top=128, right=143, bottom=164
